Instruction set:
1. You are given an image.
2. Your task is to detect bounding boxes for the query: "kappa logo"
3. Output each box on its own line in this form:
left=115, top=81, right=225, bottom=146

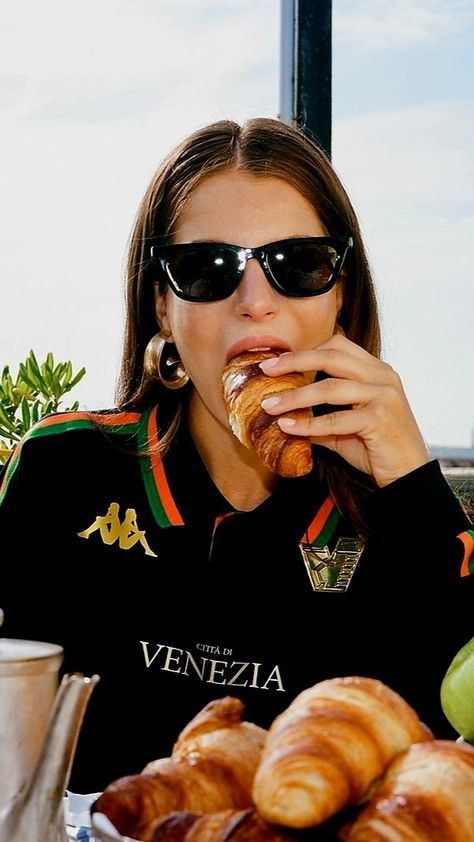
left=77, top=501, right=157, bottom=557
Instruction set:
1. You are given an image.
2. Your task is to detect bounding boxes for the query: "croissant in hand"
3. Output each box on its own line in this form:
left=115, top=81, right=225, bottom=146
left=343, top=740, right=474, bottom=841
left=221, top=348, right=313, bottom=477
left=252, top=676, right=433, bottom=829
left=92, top=697, right=266, bottom=842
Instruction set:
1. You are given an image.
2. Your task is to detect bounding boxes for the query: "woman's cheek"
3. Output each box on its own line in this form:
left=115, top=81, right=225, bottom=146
left=173, top=327, right=225, bottom=415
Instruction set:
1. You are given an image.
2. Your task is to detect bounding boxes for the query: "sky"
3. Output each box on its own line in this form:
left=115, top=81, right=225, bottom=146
left=0, top=0, right=472, bottom=447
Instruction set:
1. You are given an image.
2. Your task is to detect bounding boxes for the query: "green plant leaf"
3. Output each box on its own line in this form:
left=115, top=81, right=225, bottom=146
left=4, top=369, right=16, bottom=404
left=1, top=351, right=87, bottom=447
left=28, top=350, right=43, bottom=382
left=54, top=362, right=67, bottom=381
left=41, top=362, right=55, bottom=394
left=47, top=362, right=61, bottom=401
left=0, top=440, right=13, bottom=464
left=32, top=400, right=41, bottom=425
left=19, top=362, right=42, bottom=392
left=42, top=399, right=54, bottom=417
left=0, top=366, right=9, bottom=400
left=0, top=427, right=15, bottom=440
left=13, top=385, right=32, bottom=401
left=0, top=404, right=17, bottom=434
left=20, top=396, right=31, bottom=431
left=63, top=361, right=73, bottom=386
left=67, top=367, right=86, bottom=390
left=8, top=369, right=16, bottom=388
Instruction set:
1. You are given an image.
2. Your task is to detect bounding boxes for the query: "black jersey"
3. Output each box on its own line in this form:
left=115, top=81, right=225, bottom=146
left=0, top=403, right=472, bottom=793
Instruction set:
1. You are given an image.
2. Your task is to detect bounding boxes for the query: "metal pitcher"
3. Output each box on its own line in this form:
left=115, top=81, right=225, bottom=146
left=0, top=635, right=99, bottom=842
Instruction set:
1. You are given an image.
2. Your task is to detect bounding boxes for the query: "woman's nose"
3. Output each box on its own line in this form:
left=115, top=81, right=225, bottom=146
left=233, top=257, right=280, bottom=319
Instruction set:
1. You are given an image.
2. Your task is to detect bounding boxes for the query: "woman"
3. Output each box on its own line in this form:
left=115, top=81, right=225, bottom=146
left=1, top=117, right=472, bottom=793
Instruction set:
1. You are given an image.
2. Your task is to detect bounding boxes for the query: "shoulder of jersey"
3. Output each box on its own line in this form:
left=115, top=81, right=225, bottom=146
left=19, top=408, right=144, bottom=444
left=0, top=408, right=145, bottom=491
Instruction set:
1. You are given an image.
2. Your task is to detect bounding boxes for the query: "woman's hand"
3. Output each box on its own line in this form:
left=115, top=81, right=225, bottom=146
left=259, top=334, right=431, bottom=488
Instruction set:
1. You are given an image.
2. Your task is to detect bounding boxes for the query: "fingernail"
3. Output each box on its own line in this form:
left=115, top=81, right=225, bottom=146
left=278, top=417, right=296, bottom=428
left=261, top=396, right=281, bottom=410
left=259, top=358, right=280, bottom=371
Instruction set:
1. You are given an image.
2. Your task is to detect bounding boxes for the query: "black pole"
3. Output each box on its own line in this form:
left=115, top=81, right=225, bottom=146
left=279, top=0, right=332, bottom=159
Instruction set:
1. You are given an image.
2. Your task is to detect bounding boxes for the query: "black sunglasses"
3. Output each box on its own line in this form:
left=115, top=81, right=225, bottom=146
left=150, top=235, right=353, bottom=302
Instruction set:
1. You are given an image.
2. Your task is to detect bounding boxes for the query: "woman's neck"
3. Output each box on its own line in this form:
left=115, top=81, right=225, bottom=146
left=186, top=390, right=278, bottom=512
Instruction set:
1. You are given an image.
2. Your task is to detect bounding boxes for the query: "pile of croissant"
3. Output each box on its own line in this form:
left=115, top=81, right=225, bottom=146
left=92, top=676, right=474, bottom=841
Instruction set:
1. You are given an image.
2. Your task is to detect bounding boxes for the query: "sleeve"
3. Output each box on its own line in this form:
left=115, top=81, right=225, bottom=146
left=0, top=432, right=61, bottom=642
left=362, top=458, right=473, bottom=583
left=360, top=459, right=473, bottom=739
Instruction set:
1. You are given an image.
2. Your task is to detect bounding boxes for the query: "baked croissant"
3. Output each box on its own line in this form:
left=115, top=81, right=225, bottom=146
left=148, top=808, right=298, bottom=841
left=221, top=349, right=313, bottom=477
left=92, top=697, right=266, bottom=842
left=252, top=676, right=433, bottom=829
left=342, top=740, right=474, bottom=841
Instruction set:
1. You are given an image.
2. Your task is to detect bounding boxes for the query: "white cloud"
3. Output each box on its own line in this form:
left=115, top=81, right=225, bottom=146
left=334, top=99, right=474, bottom=208
left=0, top=0, right=276, bottom=93
left=335, top=0, right=474, bottom=48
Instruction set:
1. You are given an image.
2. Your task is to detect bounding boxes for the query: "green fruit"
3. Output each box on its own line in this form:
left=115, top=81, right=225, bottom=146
left=441, top=637, right=474, bottom=742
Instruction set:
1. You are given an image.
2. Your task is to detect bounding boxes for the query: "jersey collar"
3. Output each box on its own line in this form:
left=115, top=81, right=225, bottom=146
left=138, top=403, right=342, bottom=549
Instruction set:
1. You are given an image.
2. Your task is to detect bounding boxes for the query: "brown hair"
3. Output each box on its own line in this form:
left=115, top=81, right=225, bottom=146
left=115, top=117, right=382, bottom=537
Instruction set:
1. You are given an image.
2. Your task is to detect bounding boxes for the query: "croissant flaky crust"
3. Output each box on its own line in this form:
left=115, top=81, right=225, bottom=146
left=221, top=349, right=313, bottom=477
left=148, top=808, right=298, bottom=841
left=92, top=697, right=266, bottom=842
left=252, top=676, right=433, bottom=829
left=342, top=740, right=474, bottom=841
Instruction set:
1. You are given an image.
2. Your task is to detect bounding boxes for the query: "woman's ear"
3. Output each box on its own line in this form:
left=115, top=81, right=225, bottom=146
left=155, top=289, right=171, bottom=334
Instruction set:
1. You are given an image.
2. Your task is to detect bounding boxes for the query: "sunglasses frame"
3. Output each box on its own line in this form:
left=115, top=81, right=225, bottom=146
left=150, top=235, right=353, bottom=302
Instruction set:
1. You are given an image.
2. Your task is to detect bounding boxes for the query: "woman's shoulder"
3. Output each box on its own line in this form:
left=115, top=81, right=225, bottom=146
left=16, top=407, right=145, bottom=449
left=0, top=407, right=148, bottom=498
left=23, top=406, right=145, bottom=439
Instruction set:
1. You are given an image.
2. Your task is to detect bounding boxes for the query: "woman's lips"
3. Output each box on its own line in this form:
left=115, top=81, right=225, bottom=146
left=225, top=336, right=291, bottom=365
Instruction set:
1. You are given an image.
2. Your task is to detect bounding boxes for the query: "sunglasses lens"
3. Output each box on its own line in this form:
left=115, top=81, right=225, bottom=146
left=268, top=241, right=340, bottom=295
left=156, top=239, right=347, bottom=301
left=165, top=246, right=240, bottom=301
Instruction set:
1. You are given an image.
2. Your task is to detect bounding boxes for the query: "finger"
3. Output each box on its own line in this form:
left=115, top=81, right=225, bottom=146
left=316, top=332, right=376, bottom=361
left=261, top=334, right=374, bottom=371
left=260, top=378, right=377, bottom=414
left=259, top=347, right=394, bottom=387
left=277, top=406, right=370, bottom=438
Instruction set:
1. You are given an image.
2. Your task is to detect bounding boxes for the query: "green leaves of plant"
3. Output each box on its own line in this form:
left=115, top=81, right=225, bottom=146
left=20, top=396, right=31, bottom=431
left=15, top=351, right=85, bottom=403
left=0, top=402, right=18, bottom=436
left=0, top=350, right=87, bottom=463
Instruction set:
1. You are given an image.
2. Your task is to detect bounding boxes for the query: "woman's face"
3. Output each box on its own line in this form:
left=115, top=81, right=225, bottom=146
left=155, top=169, right=344, bottom=430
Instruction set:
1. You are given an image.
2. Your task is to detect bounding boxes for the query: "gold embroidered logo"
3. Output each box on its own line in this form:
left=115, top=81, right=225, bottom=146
left=299, top=537, right=364, bottom=592
left=77, top=502, right=157, bottom=557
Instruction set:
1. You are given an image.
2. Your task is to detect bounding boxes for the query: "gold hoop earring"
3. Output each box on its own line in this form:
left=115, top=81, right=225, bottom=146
left=143, top=330, right=189, bottom=390
left=334, top=323, right=346, bottom=338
